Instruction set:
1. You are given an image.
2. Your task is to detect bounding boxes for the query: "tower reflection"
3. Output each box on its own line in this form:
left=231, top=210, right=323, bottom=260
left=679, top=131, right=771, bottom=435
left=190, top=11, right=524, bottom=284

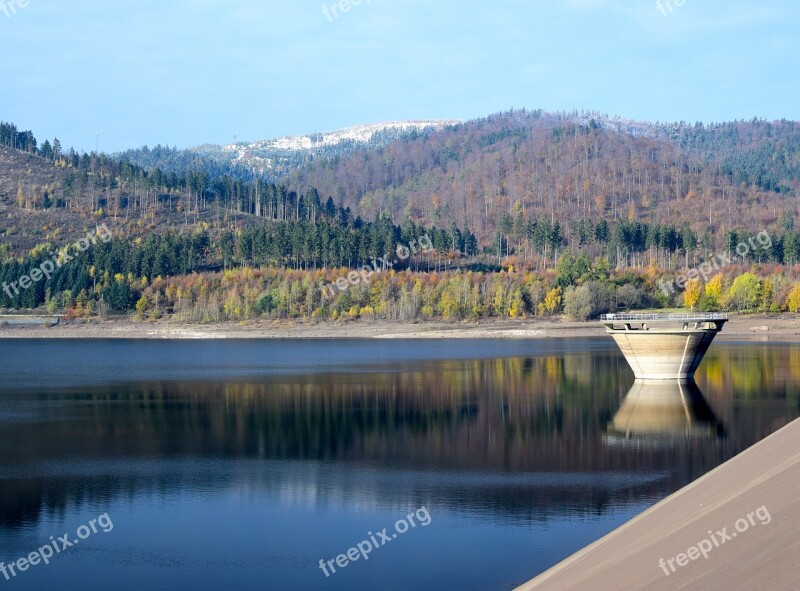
left=606, top=380, right=725, bottom=445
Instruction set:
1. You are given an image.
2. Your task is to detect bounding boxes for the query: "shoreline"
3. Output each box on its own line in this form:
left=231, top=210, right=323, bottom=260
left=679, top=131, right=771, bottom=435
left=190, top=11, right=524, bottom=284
left=1, top=314, right=799, bottom=340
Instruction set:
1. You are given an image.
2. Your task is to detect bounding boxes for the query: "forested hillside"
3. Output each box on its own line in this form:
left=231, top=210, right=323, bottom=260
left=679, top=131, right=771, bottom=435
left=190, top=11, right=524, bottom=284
left=661, top=118, right=800, bottom=194
left=2, top=114, right=800, bottom=321
left=284, top=111, right=800, bottom=249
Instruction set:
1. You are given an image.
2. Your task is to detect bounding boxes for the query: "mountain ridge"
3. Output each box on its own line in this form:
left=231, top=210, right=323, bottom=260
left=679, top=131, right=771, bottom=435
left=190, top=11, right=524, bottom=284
left=119, top=119, right=460, bottom=181
left=4, top=110, right=799, bottom=256
left=280, top=110, right=800, bottom=244
left=216, top=120, right=461, bottom=155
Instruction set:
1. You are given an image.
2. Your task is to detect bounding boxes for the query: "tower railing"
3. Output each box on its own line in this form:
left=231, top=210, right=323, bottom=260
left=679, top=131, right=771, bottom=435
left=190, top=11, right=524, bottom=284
left=602, top=313, right=728, bottom=322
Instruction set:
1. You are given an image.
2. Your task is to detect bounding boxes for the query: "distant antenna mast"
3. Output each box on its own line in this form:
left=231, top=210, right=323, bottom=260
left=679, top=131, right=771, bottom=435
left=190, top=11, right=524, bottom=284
left=92, top=132, right=98, bottom=210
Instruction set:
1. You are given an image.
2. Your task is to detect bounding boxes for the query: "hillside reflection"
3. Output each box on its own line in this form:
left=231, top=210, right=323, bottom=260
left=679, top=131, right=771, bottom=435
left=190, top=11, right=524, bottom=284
left=1, top=346, right=798, bottom=529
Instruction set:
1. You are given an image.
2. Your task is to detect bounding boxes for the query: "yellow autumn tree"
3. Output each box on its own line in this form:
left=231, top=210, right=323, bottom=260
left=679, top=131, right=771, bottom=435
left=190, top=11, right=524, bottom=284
left=759, top=278, right=775, bottom=312
left=439, top=278, right=463, bottom=319
left=508, top=288, right=526, bottom=318
left=491, top=281, right=507, bottom=316
left=538, top=287, right=563, bottom=316
left=787, top=284, right=800, bottom=313
left=134, top=296, right=149, bottom=320
left=683, top=278, right=702, bottom=311
left=727, top=272, right=761, bottom=312
left=703, top=273, right=725, bottom=311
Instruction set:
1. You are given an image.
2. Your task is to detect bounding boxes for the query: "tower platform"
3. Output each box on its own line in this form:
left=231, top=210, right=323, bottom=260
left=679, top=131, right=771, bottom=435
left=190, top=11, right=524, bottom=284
left=602, top=313, right=728, bottom=381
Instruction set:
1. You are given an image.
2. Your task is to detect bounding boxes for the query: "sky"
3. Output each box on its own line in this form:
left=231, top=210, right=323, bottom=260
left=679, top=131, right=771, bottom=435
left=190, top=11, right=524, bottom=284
left=0, top=0, right=797, bottom=152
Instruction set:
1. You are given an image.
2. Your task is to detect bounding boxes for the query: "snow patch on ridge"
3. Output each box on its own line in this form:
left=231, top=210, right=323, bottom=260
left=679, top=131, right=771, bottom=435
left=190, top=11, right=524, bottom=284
left=220, top=120, right=460, bottom=158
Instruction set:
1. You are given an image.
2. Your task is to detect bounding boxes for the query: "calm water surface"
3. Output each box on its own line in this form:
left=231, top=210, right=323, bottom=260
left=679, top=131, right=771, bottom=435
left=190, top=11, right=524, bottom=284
left=0, top=338, right=798, bottom=590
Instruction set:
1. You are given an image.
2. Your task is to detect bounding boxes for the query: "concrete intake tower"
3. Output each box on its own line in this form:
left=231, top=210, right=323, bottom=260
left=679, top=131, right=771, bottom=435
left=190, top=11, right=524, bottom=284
left=603, top=313, right=728, bottom=381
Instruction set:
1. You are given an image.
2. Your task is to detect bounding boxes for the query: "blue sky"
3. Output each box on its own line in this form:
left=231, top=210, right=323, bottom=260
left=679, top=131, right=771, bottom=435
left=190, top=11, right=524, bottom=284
left=0, top=0, right=797, bottom=152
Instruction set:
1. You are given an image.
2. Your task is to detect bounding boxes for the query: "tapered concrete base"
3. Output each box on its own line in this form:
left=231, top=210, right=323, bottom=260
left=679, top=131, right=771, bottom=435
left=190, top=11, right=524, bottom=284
left=603, top=314, right=727, bottom=380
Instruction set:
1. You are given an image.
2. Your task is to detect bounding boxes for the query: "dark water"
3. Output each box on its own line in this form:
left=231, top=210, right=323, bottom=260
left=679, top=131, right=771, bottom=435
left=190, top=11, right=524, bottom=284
left=0, top=339, right=798, bottom=590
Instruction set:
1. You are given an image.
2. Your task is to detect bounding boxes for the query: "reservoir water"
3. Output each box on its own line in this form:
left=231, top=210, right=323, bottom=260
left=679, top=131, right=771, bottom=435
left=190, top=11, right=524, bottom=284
left=0, top=339, right=798, bottom=590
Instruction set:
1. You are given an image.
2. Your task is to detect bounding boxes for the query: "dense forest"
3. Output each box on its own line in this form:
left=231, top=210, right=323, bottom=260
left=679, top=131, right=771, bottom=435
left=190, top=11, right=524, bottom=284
left=284, top=111, right=800, bottom=247
left=2, top=115, right=800, bottom=321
